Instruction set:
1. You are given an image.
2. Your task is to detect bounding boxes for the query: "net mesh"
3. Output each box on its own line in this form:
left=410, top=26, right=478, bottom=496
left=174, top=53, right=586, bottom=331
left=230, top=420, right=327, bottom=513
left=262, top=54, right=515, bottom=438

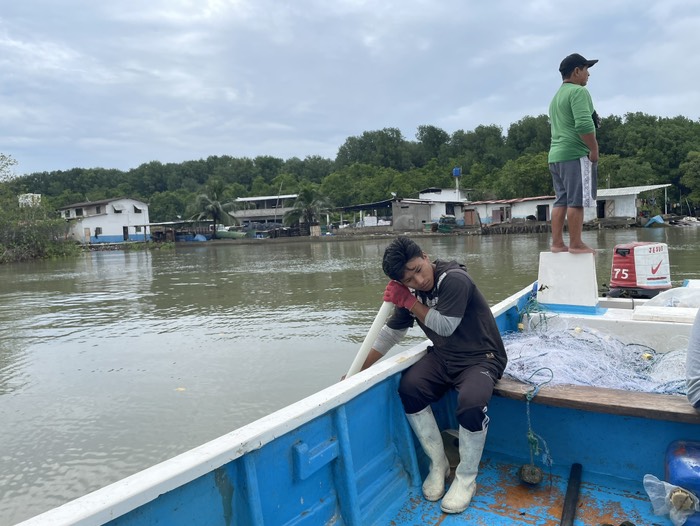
left=504, top=312, right=687, bottom=395
left=644, top=288, right=700, bottom=308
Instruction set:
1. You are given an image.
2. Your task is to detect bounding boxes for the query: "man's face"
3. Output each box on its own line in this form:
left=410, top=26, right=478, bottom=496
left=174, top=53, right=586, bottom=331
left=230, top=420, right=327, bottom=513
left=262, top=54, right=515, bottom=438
left=572, top=66, right=590, bottom=86
left=399, top=254, right=434, bottom=292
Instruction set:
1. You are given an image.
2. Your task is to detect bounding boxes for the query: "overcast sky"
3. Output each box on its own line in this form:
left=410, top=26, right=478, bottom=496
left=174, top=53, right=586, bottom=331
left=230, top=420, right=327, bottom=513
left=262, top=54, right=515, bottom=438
left=2, top=0, right=700, bottom=176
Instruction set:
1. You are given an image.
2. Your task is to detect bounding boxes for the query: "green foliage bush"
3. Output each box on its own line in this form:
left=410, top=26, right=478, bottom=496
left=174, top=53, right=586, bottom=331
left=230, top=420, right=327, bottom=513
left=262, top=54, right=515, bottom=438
left=0, top=199, right=80, bottom=263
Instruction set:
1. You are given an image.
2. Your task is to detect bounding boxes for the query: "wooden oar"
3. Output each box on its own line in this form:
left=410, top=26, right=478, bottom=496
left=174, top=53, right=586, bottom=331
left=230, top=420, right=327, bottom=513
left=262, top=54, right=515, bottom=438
left=345, top=301, right=393, bottom=378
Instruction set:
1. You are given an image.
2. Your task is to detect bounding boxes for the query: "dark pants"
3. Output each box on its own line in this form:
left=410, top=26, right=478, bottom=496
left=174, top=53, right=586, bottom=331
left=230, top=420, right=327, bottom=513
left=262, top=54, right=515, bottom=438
left=399, top=351, right=498, bottom=432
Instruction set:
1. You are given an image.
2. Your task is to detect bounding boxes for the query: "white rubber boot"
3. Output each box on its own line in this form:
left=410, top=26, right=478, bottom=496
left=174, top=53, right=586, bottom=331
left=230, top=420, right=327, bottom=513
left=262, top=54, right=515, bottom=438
left=406, top=406, right=450, bottom=501
left=440, top=426, right=487, bottom=514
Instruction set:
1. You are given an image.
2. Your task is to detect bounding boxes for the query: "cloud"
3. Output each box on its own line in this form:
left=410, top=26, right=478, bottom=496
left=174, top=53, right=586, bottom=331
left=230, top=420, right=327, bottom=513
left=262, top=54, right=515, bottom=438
left=2, top=0, right=700, bottom=175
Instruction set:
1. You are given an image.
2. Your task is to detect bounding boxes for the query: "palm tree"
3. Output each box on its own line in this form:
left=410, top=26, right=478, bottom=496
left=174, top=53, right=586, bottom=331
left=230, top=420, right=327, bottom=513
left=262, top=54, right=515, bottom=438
left=190, top=179, right=238, bottom=239
left=283, top=183, right=331, bottom=235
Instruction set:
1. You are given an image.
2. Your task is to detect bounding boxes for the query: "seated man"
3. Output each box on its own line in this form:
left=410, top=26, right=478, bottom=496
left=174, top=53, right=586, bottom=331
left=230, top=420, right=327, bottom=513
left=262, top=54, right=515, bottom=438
left=358, top=236, right=507, bottom=514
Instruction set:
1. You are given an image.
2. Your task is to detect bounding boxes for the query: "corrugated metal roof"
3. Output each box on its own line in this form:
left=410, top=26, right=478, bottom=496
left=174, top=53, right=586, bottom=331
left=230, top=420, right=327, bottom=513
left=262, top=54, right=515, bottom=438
left=335, top=199, right=393, bottom=212
left=57, top=197, right=145, bottom=210
left=468, top=196, right=555, bottom=206
left=236, top=194, right=297, bottom=202
left=466, top=185, right=672, bottom=204
left=597, top=184, right=672, bottom=197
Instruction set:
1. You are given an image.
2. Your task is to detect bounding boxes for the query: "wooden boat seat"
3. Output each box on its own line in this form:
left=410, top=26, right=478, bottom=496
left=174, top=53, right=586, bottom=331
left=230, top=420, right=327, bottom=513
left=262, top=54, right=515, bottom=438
left=494, top=377, right=700, bottom=425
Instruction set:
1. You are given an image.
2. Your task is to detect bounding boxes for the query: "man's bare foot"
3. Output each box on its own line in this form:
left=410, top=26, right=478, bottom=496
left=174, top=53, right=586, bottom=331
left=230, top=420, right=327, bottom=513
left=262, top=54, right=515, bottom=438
left=550, top=245, right=569, bottom=253
left=568, top=245, right=596, bottom=254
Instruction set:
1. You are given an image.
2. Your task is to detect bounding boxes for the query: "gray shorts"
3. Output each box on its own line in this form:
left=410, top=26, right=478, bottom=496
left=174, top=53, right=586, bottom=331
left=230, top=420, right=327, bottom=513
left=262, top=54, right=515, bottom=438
left=549, top=156, right=597, bottom=207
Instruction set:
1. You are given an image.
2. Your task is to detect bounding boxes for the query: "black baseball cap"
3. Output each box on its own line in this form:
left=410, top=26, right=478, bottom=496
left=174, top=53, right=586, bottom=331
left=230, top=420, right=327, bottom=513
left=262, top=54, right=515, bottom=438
left=559, top=53, right=598, bottom=75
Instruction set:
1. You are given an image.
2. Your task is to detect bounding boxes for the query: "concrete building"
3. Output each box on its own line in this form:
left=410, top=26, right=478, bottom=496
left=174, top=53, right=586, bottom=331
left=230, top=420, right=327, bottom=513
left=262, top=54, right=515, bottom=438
left=232, top=194, right=297, bottom=226
left=391, top=187, right=471, bottom=231
left=58, top=198, right=150, bottom=243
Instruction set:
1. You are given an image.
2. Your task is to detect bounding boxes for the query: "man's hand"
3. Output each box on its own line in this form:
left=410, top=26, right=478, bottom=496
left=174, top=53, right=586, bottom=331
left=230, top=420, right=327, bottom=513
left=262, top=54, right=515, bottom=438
left=580, top=132, right=599, bottom=162
left=383, top=281, right=418, bottom=311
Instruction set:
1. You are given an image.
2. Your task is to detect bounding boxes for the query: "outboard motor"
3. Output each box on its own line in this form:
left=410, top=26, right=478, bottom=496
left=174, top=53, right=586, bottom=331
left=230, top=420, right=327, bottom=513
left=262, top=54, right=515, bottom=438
left=607, top=242, right=672, bottom=298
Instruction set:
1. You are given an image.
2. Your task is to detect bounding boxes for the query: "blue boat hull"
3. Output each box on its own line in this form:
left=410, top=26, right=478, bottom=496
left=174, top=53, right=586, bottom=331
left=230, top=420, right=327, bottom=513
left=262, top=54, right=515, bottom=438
left=93, top=377, right=700, bottom=526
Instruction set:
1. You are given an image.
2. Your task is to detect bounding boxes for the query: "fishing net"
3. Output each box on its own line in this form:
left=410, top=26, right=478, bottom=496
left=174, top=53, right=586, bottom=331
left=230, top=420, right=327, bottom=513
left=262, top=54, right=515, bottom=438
left=644, top=288, right=700, bottom=309
left=503, top=309, right=688, bottom=395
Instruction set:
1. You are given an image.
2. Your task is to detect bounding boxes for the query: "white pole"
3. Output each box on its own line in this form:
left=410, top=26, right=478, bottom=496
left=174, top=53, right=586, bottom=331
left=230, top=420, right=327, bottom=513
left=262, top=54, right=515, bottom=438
left=346, top=302, right=393, bottom=378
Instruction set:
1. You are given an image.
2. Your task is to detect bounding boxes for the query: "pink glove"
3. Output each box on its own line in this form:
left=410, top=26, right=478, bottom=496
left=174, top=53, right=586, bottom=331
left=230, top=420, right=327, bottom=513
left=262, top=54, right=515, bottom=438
left=383, top=281, right=418, bottom=311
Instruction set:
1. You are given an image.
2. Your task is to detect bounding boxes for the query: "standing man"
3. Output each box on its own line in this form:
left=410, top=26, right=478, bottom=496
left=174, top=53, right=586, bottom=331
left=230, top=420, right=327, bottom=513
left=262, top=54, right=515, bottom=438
left=358, top=236, right=507, bottom=514
left=548, top=53, right=600, bottom=254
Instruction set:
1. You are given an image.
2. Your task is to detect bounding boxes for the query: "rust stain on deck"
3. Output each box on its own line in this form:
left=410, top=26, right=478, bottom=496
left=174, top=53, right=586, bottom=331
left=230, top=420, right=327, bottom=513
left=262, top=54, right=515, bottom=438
left=390, top=460, right=654, bottom=525
left=576, top=487, right=647, bottom=526
left=477, top=462, right=649, bottom=524
left=482, top=462, right=564, bottom=522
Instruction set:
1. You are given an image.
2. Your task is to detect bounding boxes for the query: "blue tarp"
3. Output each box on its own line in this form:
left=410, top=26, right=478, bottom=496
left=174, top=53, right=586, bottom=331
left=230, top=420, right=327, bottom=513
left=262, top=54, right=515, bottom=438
left=644, top=215, right=665, bottom=227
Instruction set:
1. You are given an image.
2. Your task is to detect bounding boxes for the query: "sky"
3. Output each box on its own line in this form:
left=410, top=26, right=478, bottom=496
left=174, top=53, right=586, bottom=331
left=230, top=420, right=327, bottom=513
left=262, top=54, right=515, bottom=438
left=2, top=0, right=700, bottom=176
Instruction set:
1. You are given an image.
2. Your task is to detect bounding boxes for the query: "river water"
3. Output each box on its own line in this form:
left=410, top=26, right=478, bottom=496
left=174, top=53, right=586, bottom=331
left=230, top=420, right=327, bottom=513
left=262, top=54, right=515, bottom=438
left=1, top=228, right=699, bottom=524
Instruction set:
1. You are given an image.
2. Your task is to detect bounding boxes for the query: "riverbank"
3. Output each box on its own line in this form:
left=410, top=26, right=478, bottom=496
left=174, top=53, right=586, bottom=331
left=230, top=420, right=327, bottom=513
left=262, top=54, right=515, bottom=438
left=174, top=219, right=612, bottom=247
left=78, top=213, right=692, bottom=251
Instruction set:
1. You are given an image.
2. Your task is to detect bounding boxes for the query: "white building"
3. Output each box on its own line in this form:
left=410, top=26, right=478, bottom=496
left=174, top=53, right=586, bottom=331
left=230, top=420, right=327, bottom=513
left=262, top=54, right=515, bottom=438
left=466, top=196, right=554, bottom=225
left=58, top=198, right=150, bottom=243
left=465, top=184, right=672, bottom=225
left=588, top=184, right=672, bottom=222
left=417, top=187, right=470, bottom=223
left=18, top=193, right=42, bottom=207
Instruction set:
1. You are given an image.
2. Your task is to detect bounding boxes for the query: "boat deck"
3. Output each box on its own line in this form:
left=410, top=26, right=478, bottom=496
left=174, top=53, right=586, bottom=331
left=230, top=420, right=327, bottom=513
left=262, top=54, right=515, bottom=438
left=379, top=452, right=656, bottom=526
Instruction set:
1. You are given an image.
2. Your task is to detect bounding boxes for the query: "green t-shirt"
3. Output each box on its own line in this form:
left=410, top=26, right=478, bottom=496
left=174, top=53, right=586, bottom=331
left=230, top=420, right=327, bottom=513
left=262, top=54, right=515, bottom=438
left=548, top=83, right=596, bottom=163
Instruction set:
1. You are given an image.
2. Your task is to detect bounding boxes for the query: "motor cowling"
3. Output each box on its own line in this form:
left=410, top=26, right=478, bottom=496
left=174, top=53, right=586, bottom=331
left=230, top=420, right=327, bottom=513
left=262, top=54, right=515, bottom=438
left=608, top=242, right=671, bottom=298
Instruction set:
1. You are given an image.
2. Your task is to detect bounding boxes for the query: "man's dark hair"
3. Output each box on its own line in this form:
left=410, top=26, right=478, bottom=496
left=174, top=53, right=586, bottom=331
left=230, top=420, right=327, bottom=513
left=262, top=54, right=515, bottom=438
left=560, top=69, right=575, bottom=81
left=382, top=236, right=423, bottom=281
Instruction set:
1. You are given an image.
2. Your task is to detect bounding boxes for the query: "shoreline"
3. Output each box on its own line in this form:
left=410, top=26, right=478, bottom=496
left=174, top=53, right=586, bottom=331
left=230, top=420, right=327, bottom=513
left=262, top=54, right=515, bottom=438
left=83, top=214, right=694, bottom=251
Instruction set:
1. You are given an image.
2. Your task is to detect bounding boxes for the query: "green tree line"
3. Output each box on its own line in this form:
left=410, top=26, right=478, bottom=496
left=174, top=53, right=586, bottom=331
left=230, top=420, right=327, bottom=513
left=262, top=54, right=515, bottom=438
left=3, top=112, right=700, bottom=224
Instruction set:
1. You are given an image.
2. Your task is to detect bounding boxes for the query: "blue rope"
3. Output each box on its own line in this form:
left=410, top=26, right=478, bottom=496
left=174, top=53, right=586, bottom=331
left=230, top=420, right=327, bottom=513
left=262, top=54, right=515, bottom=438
left=524, top=368, right=554, bottom=470
left=525, top=367, right=554, bottom=401
left=517, top=290, right=551, bottom=331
